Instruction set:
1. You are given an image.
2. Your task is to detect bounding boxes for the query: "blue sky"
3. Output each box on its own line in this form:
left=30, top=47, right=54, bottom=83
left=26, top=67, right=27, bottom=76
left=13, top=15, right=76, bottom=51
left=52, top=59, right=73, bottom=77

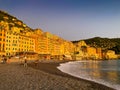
left=0, top=0, right=120, bottom=41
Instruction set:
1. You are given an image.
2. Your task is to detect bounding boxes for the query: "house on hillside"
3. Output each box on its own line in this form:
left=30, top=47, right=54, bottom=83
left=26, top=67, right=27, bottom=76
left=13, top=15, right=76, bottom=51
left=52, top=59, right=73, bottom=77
left=104, top=50, right=118, bottom=60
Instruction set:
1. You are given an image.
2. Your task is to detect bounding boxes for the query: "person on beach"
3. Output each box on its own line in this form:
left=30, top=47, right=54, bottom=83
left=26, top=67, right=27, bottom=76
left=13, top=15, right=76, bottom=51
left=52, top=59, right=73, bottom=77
left=1, top=55, right=7, bottom=64
left=1, top=55, right=4, bottom=64
left=4, top=56, right=7, bottom=63
left=7, top=57, right=11, bottom=64
left=24, top=56, right=27, bottom=67
left=34, top=60, right=39, bottom=66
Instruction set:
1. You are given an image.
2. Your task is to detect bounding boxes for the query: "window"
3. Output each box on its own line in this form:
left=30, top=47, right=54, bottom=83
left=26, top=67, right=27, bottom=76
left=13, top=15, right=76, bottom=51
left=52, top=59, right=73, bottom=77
left=3, top=44, right=4, bottom=48
left=12, top=44, right=17, bottom=46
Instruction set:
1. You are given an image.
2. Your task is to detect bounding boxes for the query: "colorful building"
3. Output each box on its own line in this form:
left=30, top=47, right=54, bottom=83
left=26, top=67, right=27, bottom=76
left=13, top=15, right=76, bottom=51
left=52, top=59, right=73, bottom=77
left=5, top=31, right=19, bottom=56
left=0, top=21, right=8, bottom=56
left=0, top=11, right=77, bottom=61
left=104, top=50, right=118, bottom=59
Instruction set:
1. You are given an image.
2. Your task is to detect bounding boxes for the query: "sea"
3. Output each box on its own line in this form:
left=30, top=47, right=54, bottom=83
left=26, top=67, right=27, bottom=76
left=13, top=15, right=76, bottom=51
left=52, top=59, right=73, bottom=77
left=57, top=60, right=120, bottom=90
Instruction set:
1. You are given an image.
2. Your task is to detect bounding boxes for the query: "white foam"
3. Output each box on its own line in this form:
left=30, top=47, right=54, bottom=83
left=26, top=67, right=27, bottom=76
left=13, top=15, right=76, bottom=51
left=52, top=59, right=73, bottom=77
left=57, top=61, right=120, bottom=90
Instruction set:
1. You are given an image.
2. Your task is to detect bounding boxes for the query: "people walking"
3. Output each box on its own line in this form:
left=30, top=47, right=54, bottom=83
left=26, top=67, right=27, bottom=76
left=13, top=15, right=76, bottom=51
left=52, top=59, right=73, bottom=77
left=34, top=60, right=39, bottom=67
left=4, top=56, right=7, bottom=63
left=24, top=56, right=27, bottom=67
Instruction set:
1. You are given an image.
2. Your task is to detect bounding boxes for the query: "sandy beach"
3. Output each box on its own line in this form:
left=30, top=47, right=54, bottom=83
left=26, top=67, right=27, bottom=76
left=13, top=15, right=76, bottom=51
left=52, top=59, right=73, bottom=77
left=0, top=60, right=115, bottom=90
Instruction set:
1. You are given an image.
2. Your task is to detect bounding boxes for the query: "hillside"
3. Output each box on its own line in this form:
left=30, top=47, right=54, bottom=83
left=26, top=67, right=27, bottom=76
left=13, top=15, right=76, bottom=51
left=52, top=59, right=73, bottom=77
left=0, top=10, right=32, bottom=32
left=72, top=37, right=120, bottom=54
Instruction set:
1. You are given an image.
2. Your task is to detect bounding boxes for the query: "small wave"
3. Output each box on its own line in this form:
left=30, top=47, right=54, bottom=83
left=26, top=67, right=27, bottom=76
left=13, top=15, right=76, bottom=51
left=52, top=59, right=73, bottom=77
left=57, top=60, right=120, bottom=90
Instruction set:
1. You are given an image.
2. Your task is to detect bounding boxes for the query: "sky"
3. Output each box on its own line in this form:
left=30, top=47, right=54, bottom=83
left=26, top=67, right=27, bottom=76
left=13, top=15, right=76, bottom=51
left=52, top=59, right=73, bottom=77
left=0, top=0, right=120, bottom=41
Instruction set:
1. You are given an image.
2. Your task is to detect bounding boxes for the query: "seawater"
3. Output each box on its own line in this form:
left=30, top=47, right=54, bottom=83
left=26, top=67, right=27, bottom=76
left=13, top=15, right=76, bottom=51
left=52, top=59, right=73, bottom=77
left=57, top=60, right=120, bottom=90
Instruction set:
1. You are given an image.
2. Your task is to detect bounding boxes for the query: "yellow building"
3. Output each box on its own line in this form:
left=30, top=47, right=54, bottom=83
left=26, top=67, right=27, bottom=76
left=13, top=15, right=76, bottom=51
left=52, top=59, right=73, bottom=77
left=0, top=28, right=6, bottom=56
left=74, top=40, right=87, bottom=52
left=11, top=27, right=19, bottom=33
left=19, top=34, right=35, bottom=53
left=96, top=48, right=102, bottom=59
left=86, top=47, right=98, bottom=59
left=0, top=21, right=9, bottom=56
left=5, top=29, right=35, bottom=56
left=105, top=50, right=117, bottom=59
left=31, top=29, right=44, bottom=54
left=39, top=35, right=48, bottom=54
left=5, top=31, right=19, bottom=56
left=0, top=20, right=75, bottom=60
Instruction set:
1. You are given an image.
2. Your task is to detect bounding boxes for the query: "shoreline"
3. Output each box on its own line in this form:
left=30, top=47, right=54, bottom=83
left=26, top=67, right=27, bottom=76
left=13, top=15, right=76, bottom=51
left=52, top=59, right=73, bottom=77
left=28, top=60, right=115, bottom=90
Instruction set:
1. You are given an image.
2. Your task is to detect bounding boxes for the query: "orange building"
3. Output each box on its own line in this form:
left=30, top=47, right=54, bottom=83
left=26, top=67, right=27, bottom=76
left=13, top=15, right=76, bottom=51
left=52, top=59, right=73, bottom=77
left=0, top=29, right=6, bottom=56
left=0, top=21, right=75, bottom=60
left=86, top=47, right=97, bottom=59
left=0, top=21, right=8, bottom=56
left=104, top=50, right=117, bottom=59
left=5, top=31, right=19, bottom=56
left=19, top=34, right=35, bottom=53
left=96, top=48, right=102, bottom=59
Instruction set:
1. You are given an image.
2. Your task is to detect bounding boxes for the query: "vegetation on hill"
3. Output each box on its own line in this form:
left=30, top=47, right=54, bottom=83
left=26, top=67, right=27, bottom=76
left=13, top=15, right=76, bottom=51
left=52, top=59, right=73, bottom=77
left=0, top=10, right=32, bottom=31
left=72, top=37, right=120, bottom=54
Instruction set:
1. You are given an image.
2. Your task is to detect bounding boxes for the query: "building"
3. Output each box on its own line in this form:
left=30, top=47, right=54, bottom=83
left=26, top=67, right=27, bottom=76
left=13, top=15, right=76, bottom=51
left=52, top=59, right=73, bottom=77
left=86, top=47, right=98, bottom=59
left=19, top=34, right=35, bottom=53
left=0, top=20, right=75, bottom=60
left=96, top=48, right=102, bottom=59
left=104, top=50, right=118, bottom=59
left=5, top=31, right=19, bottom=56
left=0, top=21, right=8, bottom=56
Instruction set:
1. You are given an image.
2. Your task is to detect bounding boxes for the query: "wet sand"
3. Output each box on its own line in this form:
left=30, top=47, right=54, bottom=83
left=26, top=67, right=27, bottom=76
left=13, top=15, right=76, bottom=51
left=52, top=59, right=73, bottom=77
left=28, top=60, right=115, bottom=90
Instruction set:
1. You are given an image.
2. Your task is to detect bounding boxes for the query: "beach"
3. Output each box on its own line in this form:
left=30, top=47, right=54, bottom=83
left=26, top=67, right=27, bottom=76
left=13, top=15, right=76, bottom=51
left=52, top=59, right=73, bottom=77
left=0, top=60, right=114, bottom=90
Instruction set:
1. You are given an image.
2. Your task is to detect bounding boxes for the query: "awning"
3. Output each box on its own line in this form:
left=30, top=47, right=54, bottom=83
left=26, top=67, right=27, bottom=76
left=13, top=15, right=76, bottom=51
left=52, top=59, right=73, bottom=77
left=63, top=55, right=71, bottom=58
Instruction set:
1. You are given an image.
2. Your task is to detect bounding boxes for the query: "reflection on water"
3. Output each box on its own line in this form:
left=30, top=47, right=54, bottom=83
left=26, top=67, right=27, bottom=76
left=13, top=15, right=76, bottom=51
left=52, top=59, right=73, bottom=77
left=58, top=60, right=120, bottom=89
left=80, top=60, right=120, bottom=84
